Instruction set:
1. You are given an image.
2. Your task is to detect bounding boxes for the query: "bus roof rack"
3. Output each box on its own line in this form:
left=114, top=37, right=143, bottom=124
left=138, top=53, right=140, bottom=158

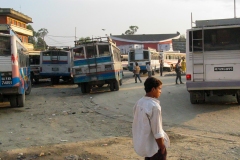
left=74, top=37, right=114, bottom=46
left=195, top=18, right=240, bottom=27
left=47, top=46, right=70, bottom=51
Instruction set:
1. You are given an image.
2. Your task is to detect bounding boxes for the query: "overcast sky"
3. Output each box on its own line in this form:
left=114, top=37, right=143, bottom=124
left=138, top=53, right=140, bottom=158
left=1, top=0, right=239, bottom=46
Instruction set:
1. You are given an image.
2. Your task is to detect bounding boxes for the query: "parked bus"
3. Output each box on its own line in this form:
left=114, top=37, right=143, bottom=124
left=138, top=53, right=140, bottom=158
left=159, top=51, right=186, bottom=72
left=29, top=51, right=41, bottom=83
left=39, top=46, right=73, bottom=84
left=0, top=25, right=31, bottom=107
left=186, top=18, right=240, bottom=104
left=71, top=37, right=123, bottom=93
left=128, top=48, right=159, bottom=74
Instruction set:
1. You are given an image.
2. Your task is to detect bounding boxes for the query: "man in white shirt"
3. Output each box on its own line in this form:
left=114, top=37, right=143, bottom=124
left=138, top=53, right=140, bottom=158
left=146, top=62, right=152, bottom=77
left=132, top=77, right=170, bottom=160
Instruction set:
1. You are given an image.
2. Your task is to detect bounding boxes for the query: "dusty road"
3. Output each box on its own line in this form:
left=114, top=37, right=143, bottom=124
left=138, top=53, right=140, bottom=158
left=0, top=71, right=240, bottom=160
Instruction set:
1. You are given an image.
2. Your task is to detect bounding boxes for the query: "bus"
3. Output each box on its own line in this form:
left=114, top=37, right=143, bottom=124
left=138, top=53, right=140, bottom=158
left=29, top=51, right=41, bottom=83
left=186, top=18, right=240, bottom=104
left=159, top=51, right=186, bottom=72
left=0, top=25, right=31, bottom=107
left=39, top=46, right=73, bottom=84
left=128, top=48, right=159, bottom=74
left=71, top=37, right=123, bottom=93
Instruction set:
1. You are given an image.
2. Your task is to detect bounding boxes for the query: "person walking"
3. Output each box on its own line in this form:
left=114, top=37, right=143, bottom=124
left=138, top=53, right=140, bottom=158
left=175, top=59, right=184, bottom=84
left=146, top=62, right=152, bottom=78
left=132, top=77, right=170, bottom=160
left=135, top=62, right=142, bottom=83
left=181, top=58, right=186, bottom=74
left=160, top=59, right=163, bottom=76
left=133, top=62, right=136, bottom=77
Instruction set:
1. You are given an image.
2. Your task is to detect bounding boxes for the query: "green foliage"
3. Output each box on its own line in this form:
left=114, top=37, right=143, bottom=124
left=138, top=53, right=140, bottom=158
left=124, top=26, right=139, bottom=35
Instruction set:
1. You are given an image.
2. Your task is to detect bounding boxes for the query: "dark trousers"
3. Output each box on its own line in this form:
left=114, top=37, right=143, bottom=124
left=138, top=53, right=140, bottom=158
left=160, top=67, right=163, bottom=76
left=145, top=149, right=167, bottom=160
left=176, top=71, right=182, bottom=83
left=135, top=74, right=142, bottom=83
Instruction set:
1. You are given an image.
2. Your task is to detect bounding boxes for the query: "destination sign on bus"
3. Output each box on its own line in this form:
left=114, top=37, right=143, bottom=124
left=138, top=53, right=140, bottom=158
left=214, top=67, right=233, bottom=71
left=1, top=76, right=12, bottom=85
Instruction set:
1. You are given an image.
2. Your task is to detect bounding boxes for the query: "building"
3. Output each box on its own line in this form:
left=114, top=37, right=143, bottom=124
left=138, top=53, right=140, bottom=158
left=0, top=8, right=33, bottom=50
left=172, top=38, right=186, bottom=53
left=110, top=33, right=180, bottom=54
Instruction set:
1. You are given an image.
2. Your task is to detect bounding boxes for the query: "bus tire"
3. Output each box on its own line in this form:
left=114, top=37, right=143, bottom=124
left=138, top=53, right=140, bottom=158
left=81, top=83, right=86, bottom=93
left=237, top=92, right=240, bottom=104
left=17, top=92, right=25, bottom=107
left=34, top=78, right=39, bottom=83
left=9, top=96, right=17, bottom=107
left=25, top=80, right=32, bottom=95
left=190, top=92, right=197, bottom=104
left=114, top=79, right=119, bottom=91
left=85, top=83, right=91, bottom=93
left=110, top=82, right=114, bottom=91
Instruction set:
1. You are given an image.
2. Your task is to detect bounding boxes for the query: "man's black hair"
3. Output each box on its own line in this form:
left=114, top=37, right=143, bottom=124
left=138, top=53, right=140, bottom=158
left=144, top=77, right=162, bottom=93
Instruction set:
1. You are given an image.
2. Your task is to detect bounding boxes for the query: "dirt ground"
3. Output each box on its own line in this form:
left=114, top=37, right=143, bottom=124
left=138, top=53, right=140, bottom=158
left=0, top=80, right=239, bottom=160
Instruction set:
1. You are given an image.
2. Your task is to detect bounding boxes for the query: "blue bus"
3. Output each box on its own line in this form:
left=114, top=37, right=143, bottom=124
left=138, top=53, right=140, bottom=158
left=71, top=37, right=123, bottom=93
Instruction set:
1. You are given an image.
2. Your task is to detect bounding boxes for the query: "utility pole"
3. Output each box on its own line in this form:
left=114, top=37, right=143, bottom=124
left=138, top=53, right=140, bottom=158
left=234, top=0, right=236, bottom=18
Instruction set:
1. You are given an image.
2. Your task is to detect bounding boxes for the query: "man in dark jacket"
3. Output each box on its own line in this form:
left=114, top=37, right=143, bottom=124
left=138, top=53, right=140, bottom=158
left=175, top=59, right=184, bottom=84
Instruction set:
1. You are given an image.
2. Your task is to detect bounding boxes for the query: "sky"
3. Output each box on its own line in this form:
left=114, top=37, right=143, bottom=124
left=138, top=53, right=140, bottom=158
left=1, top=0, right=239, bottom=47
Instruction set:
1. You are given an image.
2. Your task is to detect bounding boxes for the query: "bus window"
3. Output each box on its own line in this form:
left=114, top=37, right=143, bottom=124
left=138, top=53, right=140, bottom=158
left=0, top=36, right=11, bottom=56
left=129, top=51, right=135, bottom=61
left=86, top=46, right=97, bottom=58
left=98, top=45, right=110, bottom=57
left=143, top=51, right=149, bottom=59
left=73, top=47, right=84, bottom=59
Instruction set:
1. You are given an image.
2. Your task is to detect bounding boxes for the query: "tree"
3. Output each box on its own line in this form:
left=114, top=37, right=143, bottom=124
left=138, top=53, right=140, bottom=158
left=27, top=25, right=36, bottom=46
left=124, top=26, right=139, bottom=35
left=37, top=28, right=48, bottom=50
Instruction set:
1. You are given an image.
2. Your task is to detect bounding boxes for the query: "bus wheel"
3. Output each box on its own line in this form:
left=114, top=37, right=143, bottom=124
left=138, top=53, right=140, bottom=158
left=85, top=83, right=91, bottom=93
left=114, top=79, right=120, bottom=91
left=110, top=82, right=114, bottom=91
left=9, top=96, right=17, bottom=107
left=17, top=92, right=25, bottom=107
left=80, top=83, right=86, bottom=93
left=237, top=92, right=240, bottom=104
left=190, top=92, right=197, bottom=104
left=25, top=80, right=32, bottom=95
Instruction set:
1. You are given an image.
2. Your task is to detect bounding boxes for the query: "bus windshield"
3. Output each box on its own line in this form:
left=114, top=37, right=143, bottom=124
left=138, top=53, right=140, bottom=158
left=0, top=36, right=11, bottom=56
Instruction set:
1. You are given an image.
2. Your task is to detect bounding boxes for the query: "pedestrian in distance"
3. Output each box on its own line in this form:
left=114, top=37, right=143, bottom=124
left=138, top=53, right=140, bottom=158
left=146, top=62, right=152, bottom=78
left=133, top=61, right=136, bottom=77
left=135, top=62, right=142, bottom=83
left=175, top=59, right=184, bottom=84
left=160, top=59, right=163, bottom=76
left=181, top=58, right=186, bottom=74
left=132, top=77, right=170, bottom=160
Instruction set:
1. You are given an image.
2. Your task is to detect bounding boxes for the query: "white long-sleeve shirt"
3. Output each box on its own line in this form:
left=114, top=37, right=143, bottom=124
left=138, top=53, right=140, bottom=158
left=132, top=96, right=170, bottom=157
left=146, top=64, right=151, bottom=71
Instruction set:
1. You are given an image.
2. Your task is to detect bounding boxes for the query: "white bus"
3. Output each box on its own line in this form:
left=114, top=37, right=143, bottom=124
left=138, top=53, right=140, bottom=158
left=39, top=46, right=73, bottom=84
left=186, top=18, right=240, bottom=104
left=0, top=25, right=31, bottom=107
left=128, top=48, right=159, bottom=74
left=159, top=51, right=186, bottom=72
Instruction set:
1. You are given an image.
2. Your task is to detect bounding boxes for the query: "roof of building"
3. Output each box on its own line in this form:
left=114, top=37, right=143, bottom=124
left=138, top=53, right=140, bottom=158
left=110, top=33, right=180, bottom=42
left=0, top=8, right=33, bottom=23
